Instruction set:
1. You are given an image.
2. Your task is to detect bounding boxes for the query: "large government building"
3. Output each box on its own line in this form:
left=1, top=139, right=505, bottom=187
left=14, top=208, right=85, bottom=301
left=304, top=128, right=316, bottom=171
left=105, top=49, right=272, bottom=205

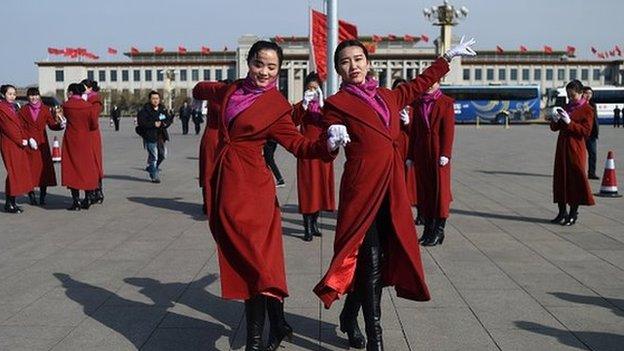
left=36, top=34, right=624, bottom=114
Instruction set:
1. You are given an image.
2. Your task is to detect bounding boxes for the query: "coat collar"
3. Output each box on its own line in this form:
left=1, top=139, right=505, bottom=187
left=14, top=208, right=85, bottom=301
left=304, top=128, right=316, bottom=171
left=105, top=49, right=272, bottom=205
left=326, top=90, right=393, bottom=141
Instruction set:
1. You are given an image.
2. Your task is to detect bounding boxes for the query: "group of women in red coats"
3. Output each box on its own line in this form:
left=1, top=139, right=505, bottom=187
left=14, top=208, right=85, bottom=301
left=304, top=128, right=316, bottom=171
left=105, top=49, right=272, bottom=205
left=0, top=80, right=104, bottom=213
left=193, top=37, right=475, bottom=351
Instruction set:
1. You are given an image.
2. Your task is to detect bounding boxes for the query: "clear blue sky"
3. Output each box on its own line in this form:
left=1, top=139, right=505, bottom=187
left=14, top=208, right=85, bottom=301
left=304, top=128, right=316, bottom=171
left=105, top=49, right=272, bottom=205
left=2, top=0, right=622, bottom=86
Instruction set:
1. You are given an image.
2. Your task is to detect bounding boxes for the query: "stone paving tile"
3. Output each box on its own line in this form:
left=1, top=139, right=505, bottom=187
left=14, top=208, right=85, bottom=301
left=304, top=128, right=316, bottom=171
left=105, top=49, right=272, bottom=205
left=0, top=326, right=73, bottom=351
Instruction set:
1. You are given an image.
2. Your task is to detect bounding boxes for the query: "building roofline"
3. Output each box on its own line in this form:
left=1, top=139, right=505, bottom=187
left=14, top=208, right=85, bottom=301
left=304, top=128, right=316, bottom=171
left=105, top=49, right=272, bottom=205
left=35, top=60, right=237, bottom=67
left=463, top=60, right=623, bottom=65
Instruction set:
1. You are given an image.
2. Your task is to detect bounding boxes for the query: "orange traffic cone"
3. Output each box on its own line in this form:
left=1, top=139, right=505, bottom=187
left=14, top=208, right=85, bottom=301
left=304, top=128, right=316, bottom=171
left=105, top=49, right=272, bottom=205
left=51, top=136, right=61, bottom=162
left=596, top=151, right=622, bottom=197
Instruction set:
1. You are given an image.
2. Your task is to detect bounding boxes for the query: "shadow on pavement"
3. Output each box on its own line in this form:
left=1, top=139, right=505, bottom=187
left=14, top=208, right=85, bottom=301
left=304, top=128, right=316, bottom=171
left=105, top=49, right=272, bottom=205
left=0, top=191, right=74, bottom=211
left=549, top=292, right=624, bottom=317
left=477, top=170, right=552, bottom=178
left=514, top=321, right=624, bottom=351
left=105, top=174, right=150, bottom=183
left=127, top=196, right=205, bottom=221
left=451, top=208, right=551, bottom=224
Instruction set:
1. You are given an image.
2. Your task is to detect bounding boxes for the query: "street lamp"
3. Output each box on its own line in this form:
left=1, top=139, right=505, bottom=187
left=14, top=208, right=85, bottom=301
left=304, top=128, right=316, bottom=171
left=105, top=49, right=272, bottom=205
left=423, top=0, right=468, bottom=55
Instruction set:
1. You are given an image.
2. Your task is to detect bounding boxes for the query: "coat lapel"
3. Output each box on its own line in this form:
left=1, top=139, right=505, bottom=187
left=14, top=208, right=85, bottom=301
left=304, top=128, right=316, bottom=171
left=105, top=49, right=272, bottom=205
left=327, top=91, right=392, bottom=141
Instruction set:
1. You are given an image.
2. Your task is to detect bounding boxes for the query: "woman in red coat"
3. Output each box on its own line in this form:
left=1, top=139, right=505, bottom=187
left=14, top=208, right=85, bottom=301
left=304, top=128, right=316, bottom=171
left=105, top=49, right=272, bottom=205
left=193, top=41, right=345, bottom=351
left=0, top=84, right=36, bottom=213
left=61, top=83, right=100, bottom=211
left=550, top=79, right=595, bottom=226
left=82, top=79, right=104, bottom=205
left=292, top=72, right=336, bottom=241
left=408, top=81, right=455, bottom=246
left=313, top=38, right=475, bottom=350
left=392, top=78, right=419, bottom=209
left=17, top=88, right=65, bottom=206
left=198, top=98, right=221, bottom=216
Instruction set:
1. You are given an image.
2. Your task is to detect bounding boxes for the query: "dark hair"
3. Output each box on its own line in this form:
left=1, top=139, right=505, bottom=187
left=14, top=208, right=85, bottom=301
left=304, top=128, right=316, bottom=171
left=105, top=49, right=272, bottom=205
left=582, top=86, right=593, bottom=92
left=26, top=87, right=40, bottom=96
left=334, top=40, right=369, bottom=71
left=80, top=79, right=100, bottom=92
left=392, top=78, right=407, bottom=89
left=67, top=83, right=86, bottom=95
left=304, top=72, right=322, bottom=91
left=1, top=84, right=16, bottom=95
left=565, top=79, right=584, bottom=94
left=246, top=40, right=284, bottom=68
left=148, top=90, right=160, bottom=99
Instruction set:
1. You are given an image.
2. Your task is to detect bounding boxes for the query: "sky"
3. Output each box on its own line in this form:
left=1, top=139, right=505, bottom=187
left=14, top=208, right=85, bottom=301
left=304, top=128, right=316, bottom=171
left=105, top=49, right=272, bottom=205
left=1, top=0, right=622, bottom=86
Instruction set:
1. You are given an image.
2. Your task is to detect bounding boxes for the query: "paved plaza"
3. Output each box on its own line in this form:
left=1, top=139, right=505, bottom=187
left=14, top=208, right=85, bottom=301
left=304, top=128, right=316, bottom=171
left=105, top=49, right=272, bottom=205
left=0, top=119, right=623, bottom=351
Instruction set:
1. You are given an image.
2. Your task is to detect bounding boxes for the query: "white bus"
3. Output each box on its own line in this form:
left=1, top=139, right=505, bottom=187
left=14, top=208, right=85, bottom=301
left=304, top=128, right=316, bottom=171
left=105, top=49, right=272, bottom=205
left=552, top=86, right=624, bottom=124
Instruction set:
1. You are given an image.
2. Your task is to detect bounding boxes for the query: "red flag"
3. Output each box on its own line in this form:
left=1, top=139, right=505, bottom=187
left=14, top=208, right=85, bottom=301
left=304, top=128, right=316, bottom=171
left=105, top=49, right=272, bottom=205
left=566, top=46, right=576, bottom=55
left=178, top=46, right=187, bottom=54
left=154, top=46, right=164, bottom=54
left=590, top=46, right=598, bottom=54
left=363, top=42, right=377, bottom=54
left=372, top=34, right=383, bottom=42
left=387, top=34, right=397, bottom=41
left=310, top=9, right=358, bottom=81
left=496, top=45, right=504, bottom=54
left=597, top=52, right=605, bottom=59
left=274, top=35, right=284, bottom=44
left=76, top=48, right=87, bottom=56
left=420, top=34, right=430, bottom=43
left=615, top=45, right=622, bottom=56
left=610, top=50, right=616, bottom=57
left=108, top=47, right=118, bottom=55
left=201, top=46, right=211, bottom=54
left=544, top=45, right=553, bottom=54
left=403, top=34, right=415, bottom=42
left=47, top=47, right=62, bottom=55
left=64, top=48, right=78, bottom=58
left=130, top=47, right=140, bottom=55
left=519, top=45, right=528, bottom=52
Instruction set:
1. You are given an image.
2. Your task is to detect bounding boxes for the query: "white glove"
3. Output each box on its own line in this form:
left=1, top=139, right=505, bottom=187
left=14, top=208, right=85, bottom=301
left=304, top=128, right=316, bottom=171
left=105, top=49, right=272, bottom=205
left=550, top=108, right=560, bottom=122
left=327, top=124, right=350, bottom=151
left=400, top=107, right=410, bottom=125
left=22, top=139, right=28, bottom=146
left=554, top=107, right=571, bottom=124
left=406, top=159, right=414, bottom=167
left=444, top=36, right=477, bottom=60
left=316, top=87, right=324, bottom=108
left=28, top=138, right=38, bottom=150
left=302, top=90, right=316, bottom=110
left=439, top=156, right=449, bottom=166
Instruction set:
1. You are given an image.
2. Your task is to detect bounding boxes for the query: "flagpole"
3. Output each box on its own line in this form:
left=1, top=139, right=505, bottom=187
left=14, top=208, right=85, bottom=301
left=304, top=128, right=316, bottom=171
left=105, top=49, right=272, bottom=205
left=326, top=0, right=338, bottom=96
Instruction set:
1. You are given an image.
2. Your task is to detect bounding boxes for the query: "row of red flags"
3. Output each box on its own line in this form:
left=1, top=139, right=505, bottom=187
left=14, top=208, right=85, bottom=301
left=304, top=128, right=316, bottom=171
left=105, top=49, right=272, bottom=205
left=47, top=45, right=222, bottom=59
left=590, top=45, right=622, bottom=59
left=493, top=45, right=576, bottom=55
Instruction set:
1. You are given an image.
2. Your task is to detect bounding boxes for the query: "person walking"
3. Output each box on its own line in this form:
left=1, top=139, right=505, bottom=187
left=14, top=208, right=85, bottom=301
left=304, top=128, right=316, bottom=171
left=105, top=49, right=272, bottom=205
left=192, top=107, right=203, bottom=135
left=584, top=87, right=599, bottom=179
left=137, top=91, right=173, bottom=183
left=110, top=104, right=121, bottom=131
left=613, top=105, right=621, bottom=128
left=179, top=101, right=192, bottom=135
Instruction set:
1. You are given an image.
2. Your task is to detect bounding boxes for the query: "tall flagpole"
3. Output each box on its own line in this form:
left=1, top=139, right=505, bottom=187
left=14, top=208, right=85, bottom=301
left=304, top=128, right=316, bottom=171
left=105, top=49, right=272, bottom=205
left=326, top=0, right=338, bottom=95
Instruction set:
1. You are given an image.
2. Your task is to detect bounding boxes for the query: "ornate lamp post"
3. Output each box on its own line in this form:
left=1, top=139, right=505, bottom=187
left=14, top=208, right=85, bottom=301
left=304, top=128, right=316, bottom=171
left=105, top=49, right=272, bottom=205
left=164, top=69, right=175, bottom=110
left=423, top=0, right=468, bottom=55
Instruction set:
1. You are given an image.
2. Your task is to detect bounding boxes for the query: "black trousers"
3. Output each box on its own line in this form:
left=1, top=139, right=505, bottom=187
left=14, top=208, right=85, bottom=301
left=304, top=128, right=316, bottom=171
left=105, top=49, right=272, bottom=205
left=586, top=137, right=597, bottom=176
left=181, top=118, right=190, bottom=135
left=263, top=140, right=284, bottom=182
left=112, top=117, right=120, bottom=131
left=614, top=117, right=621, bottom=128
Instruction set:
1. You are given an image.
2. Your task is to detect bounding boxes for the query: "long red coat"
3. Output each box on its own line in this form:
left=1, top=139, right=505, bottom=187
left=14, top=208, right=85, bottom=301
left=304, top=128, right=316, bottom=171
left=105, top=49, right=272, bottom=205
left=313, top=57, right=450, bottom=308
left=398, top=107, right=418, bottom=206
left=193, top=81, right=334, bottom=300
left=18, top=105, right=63, bottom=187
left=292, top=102, right=336, bottom=214
left=409, top=94, right=455, bottom=219
left=87, top=94, right=104, bottom=180
left=199, top=101, right=220, bottom=215
left=61, top=98, right=100, bottom=190
left=0, top=101, right=34, bottom=196
left=550, top=104, right=596, bottom=206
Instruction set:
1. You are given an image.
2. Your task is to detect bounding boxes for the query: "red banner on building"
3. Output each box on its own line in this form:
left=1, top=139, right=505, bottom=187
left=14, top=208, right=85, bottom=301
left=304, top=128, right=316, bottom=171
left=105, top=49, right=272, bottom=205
left=310, top=9, right=358, bottom=81
left=519, top=45, right=528, bottom=53
left=496, top=45, right=504, bottom=54
left=130, top=47, right=140, bottom=55
left=178, top=46, right=187, bottom=55
left=543, top=45, right=553, bottom=54
left=107, top=47, right=118, bottom=55
left=201, top=46, right=211, bottom=54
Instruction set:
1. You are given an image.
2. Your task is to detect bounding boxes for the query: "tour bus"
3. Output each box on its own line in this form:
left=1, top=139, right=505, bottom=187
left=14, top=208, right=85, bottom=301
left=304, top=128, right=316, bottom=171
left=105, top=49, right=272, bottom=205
left=440, top=85, right=541, bottom=124
left=552, top=86, right=624, bottom=124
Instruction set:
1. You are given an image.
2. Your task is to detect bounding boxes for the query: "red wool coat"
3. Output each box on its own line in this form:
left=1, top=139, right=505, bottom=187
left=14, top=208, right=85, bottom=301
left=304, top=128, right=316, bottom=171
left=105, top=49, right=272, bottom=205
left=61, top=98, right=100, bottom=190
left=550, top=104, right=596, bottom=206
left=409, top=94, right=455, bottom=219
left=199, top=101, right=220, bottom=215
left=313, top=57, right=450, bottom=308
left=292, top=102, right=336, bottom=214
left=193, top=81, right=334, bottom=300
left=18, top=105, right=63, bottom=187
left=0, top=101, right=34, bottom=196
left=398, top=107, right=418, bottom=206
left=87, top=94, right=104, bottom=180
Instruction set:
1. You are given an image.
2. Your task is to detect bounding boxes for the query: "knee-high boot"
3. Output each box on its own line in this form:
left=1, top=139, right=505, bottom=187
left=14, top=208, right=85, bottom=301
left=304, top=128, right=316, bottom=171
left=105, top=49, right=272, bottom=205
left=28, top=191, right=38, bottom=205
left=311, top=211, right=322, bottom=237
left=39, top=186, right=47, bottom=205
left=266, top=297, right=293, bottom=351
left=551, top=202, right=567, bottom=224
left=339, top=291, right=366, bottom=349
left=361, top=246, right=384, bottom=351
left=4, top=195, right=22, bottom=213
left=244, top=295, right=266, bottom=351
left=68, top=189, right=81, bottom=211
left=302, top=214, right=313, bottom=241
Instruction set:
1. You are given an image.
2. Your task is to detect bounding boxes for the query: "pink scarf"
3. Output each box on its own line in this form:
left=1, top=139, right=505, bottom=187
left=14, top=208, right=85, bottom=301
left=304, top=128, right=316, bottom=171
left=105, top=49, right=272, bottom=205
left=341, top=77, right=390, bottom=128
left=564, top=97, right=587, bottom=114
left=224, top=76, right=277, bottom=125
left=70, top=95, right=83, bottom=101
left=28, top=101, right=42, bottom=122
left=307, top=99, right=323, bottom=121
left=418, top=89, right=443, bottom=129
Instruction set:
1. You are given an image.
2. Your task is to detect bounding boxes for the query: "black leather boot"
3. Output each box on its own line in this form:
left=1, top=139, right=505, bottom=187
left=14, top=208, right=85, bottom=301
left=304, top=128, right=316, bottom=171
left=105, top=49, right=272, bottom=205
left=28, top=191, right=38, bottom=205
left=419, top=218, right=434, bottom=244
left=81, top=191, right=93, bottom=210
left=303, top=214, right=313, bottom=242
left=266, top=297, right=293, bottom=351
left=67, top=189, right=81, bottom=211
left=311, top=211, right=322, bottom=236
left=245, top=295, right=266, bottom=351
left=339, top=292, right=366, bottom=349
left=422, top=218, right=446, bottom=246
left=563, top=205, right=578, bottom=226
left=551, top=203, right=567, bottom=224
left=361, top=247, right=384, bottom=351
left=39, top=186, right=47, bottom=206
left=4, top=196, right=22, bottom=213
